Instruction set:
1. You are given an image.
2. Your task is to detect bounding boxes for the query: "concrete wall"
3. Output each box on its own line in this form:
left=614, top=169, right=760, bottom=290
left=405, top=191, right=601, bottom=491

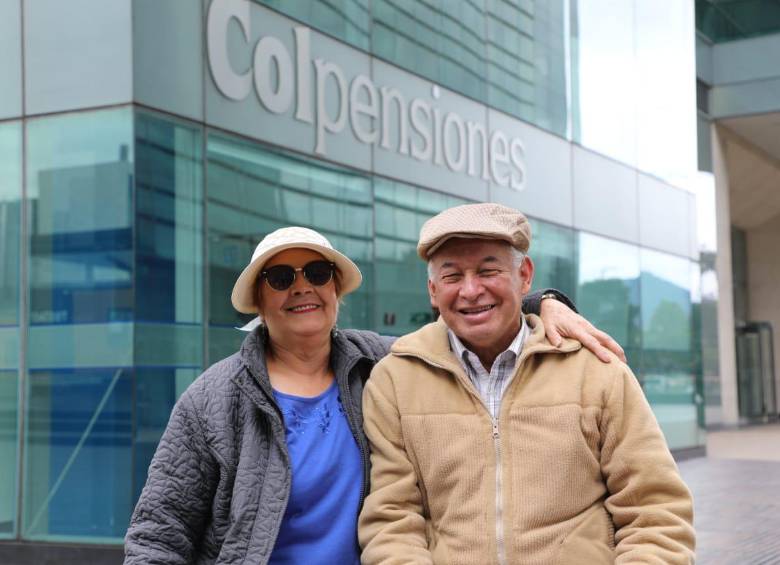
left=747, top=212, right=780, bottom=411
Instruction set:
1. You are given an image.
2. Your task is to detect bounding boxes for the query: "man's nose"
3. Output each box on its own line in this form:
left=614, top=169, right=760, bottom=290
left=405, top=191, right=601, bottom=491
left=458, top=272, right=483, bottom=300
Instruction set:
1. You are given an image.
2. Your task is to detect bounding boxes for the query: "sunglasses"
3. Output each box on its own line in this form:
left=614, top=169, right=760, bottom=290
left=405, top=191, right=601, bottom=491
left=261, top=260, right=336, bottom=291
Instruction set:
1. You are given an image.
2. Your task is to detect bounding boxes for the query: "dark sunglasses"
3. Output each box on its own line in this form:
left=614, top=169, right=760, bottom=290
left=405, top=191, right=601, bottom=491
left=261, top=260, right=336, bottom=291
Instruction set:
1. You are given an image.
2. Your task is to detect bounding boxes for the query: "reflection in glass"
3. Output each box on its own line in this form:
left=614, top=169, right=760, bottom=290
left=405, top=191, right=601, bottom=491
left=486, top=0, right=568, bottom=136
left=374, top=178, right=469, bottom=336
left=573, top=0, right=697, bottom=185
left=0, top=373, right=17, bottom=538
left=206, top=133, right=373, bottom=362
left=699, top=251, right=721, bottom=418
left=24, top=109, right=135, bottom=541
left=0, top=122, right=21, bottom=326
left=0, top=121, right=21, bottom=538
left=27, top=109, right=134, bottom=327
left=134, top=111, right=204, bottom=369
left=372, top=0, right=487, bottom=102
left=634, top=0, right=697, bottom=185
left=528, top=219, right=576, bottom=299
left=640, top=248, right=701, bottom=449
left=696, top=0, right=780, bottom=42
left=576, top=233, right=641, bottom=372
left=572, top=0, right=637, bottom=167
left=371, top=0, right=568, bottom=137
left=24, top=369, right=131, bottom=541
left=259, top=0, right=370, bottom=50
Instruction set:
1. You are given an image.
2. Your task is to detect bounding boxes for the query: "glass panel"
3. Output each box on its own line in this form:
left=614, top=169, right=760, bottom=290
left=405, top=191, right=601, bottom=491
left=634, top=0, right=697, bottom=186
left=24, top=108, right=134, bottom=541
left=576, top=233, right=641, bottom=372
left=486, top=0, right=568, bottom=137
left=574, top=0, right=697, bottom=184
left=26, top=109, right=134, bottom=330
left=700, top=250, right=722, bottom=417
left=23, top=0, right=132, bottom=115
left=528, top=218, right=576, bottom=299
left=258, top=0, right=371, bottom=50
left=0, top=372, right=17, bottom=537
left=373, top=178, right=469, bottom=336
left=696, top=0, right=780, bottom=42
left=134, top=111, right=204, bottom=369
left=372, top=0, right=488, bottom=102
left=206, top=133, right=373, bottom=363
left=640, top=248, right=700, bottom=450
left=0, top=122, right=21, bottom=328
left=735, top=322, right=776, bottom=420
left=572, top=0, right=637, bottom=167
left=0, top=0, right=22, bottom=119
left=689, top=259, right=706, bottom=434
left=24, top=369, right=131, bottom=542
left=0, top=121, right=21, bottom=538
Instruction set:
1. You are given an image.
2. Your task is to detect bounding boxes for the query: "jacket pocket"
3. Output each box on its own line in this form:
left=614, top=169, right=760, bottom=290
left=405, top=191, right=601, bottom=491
left=555, top=503, right=615, bottom=565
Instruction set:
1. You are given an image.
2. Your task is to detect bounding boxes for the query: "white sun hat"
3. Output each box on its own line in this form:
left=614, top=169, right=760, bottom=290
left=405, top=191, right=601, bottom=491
left=231, top=226, right=363, bottom=317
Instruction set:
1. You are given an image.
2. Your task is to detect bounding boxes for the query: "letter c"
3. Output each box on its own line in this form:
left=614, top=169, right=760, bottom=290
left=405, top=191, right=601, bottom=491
left=207, top=0, right=252, bottom=101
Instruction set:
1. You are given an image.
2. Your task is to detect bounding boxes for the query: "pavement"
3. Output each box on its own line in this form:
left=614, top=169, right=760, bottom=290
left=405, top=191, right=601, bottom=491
left=678, top=423, right=780, bottom=564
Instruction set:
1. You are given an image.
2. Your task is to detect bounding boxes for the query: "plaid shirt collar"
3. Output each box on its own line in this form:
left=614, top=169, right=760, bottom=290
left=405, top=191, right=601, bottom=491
left=447, top=317, right=529, bottom=420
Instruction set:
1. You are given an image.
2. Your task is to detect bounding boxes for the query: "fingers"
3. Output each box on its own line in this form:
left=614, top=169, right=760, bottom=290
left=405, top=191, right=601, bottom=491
left=545, top=325, right=563, bottom=347
left=593, top=329, right=626, bottom=363
left=576, top=332, right=613, bottom=363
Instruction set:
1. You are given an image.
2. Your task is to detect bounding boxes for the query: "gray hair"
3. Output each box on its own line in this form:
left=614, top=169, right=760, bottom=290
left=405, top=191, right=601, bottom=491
left=427, top=247, right=526, bottom=280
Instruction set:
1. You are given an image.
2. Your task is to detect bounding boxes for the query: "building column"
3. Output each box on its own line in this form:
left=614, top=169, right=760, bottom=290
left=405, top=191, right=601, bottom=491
left=711, top=124, right=739, bottom=425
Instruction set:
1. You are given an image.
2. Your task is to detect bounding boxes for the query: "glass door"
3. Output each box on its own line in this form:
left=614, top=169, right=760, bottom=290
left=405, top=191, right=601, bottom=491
left=736, top=322, right=777, bottom=421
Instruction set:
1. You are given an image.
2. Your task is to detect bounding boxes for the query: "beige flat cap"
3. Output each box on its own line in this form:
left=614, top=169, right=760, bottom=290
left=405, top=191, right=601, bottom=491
left=417, top=203, right=531, bottom=259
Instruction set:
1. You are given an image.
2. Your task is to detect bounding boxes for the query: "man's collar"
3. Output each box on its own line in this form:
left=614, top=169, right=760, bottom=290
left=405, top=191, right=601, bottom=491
left=447, top=316, right=528, bottom=366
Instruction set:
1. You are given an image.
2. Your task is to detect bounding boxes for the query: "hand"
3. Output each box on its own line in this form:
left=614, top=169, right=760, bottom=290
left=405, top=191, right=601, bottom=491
left=539, top=298, right=626, bottom=363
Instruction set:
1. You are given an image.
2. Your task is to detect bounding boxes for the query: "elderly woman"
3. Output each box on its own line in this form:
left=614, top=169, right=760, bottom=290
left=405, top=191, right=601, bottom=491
left=124, top=227, right=622, bottom=565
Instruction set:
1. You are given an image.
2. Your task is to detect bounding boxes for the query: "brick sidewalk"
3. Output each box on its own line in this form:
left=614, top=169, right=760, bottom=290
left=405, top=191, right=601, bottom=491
left=678, top=424, right=780, bottom=564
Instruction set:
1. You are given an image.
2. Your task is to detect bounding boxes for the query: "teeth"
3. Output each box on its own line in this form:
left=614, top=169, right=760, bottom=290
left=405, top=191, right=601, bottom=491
left=289, top=305, right=318, bottom=312
left=463, top=305, right=493, bottom=314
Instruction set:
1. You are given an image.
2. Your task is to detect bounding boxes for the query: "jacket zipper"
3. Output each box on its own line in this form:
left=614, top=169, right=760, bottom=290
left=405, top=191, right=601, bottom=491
left=394, top=352, right=509, bottom=565
left=493, top=418, right=507, bottom=565
left=340, top=361, right=371, bottom=508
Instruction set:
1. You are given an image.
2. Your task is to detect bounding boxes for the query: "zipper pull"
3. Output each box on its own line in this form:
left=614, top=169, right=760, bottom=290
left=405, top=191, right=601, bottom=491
left=492, top=421, right=499, bottom=439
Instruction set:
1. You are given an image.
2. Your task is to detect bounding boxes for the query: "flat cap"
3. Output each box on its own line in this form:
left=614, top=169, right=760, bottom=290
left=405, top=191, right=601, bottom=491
left=417, top=203, right=531, bottom=259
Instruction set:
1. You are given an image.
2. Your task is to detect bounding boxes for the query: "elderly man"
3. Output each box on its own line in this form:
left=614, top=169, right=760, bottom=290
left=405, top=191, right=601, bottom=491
left=358, top=203, right=695, bottom=564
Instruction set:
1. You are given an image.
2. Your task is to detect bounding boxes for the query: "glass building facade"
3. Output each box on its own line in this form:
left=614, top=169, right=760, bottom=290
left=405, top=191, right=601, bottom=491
left=0, top=0, right=707, bottom=552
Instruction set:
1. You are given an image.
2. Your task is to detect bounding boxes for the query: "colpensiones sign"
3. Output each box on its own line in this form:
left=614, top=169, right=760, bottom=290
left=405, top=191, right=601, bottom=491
left=207, top=0, right=526, bottom=191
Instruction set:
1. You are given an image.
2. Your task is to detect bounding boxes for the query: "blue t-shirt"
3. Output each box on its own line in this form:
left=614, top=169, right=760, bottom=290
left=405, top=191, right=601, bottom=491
left=269, top=381, right=363, bottom=565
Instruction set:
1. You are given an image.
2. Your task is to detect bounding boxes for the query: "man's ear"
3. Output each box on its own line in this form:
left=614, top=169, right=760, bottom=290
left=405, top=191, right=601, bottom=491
left=428, top=278, right=439, bottom=309
left=520, top=255, right=534, bottom=294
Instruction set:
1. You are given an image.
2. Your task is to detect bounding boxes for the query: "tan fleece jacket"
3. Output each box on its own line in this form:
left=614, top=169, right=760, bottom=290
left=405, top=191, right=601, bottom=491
left=358, top=315, right=695, bottom=565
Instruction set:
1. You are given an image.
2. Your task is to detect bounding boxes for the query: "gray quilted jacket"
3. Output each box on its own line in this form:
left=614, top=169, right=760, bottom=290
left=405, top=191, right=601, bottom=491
left=124, top=327, right=392, bottom=565
left=123, top=290, right=560, bottom=564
